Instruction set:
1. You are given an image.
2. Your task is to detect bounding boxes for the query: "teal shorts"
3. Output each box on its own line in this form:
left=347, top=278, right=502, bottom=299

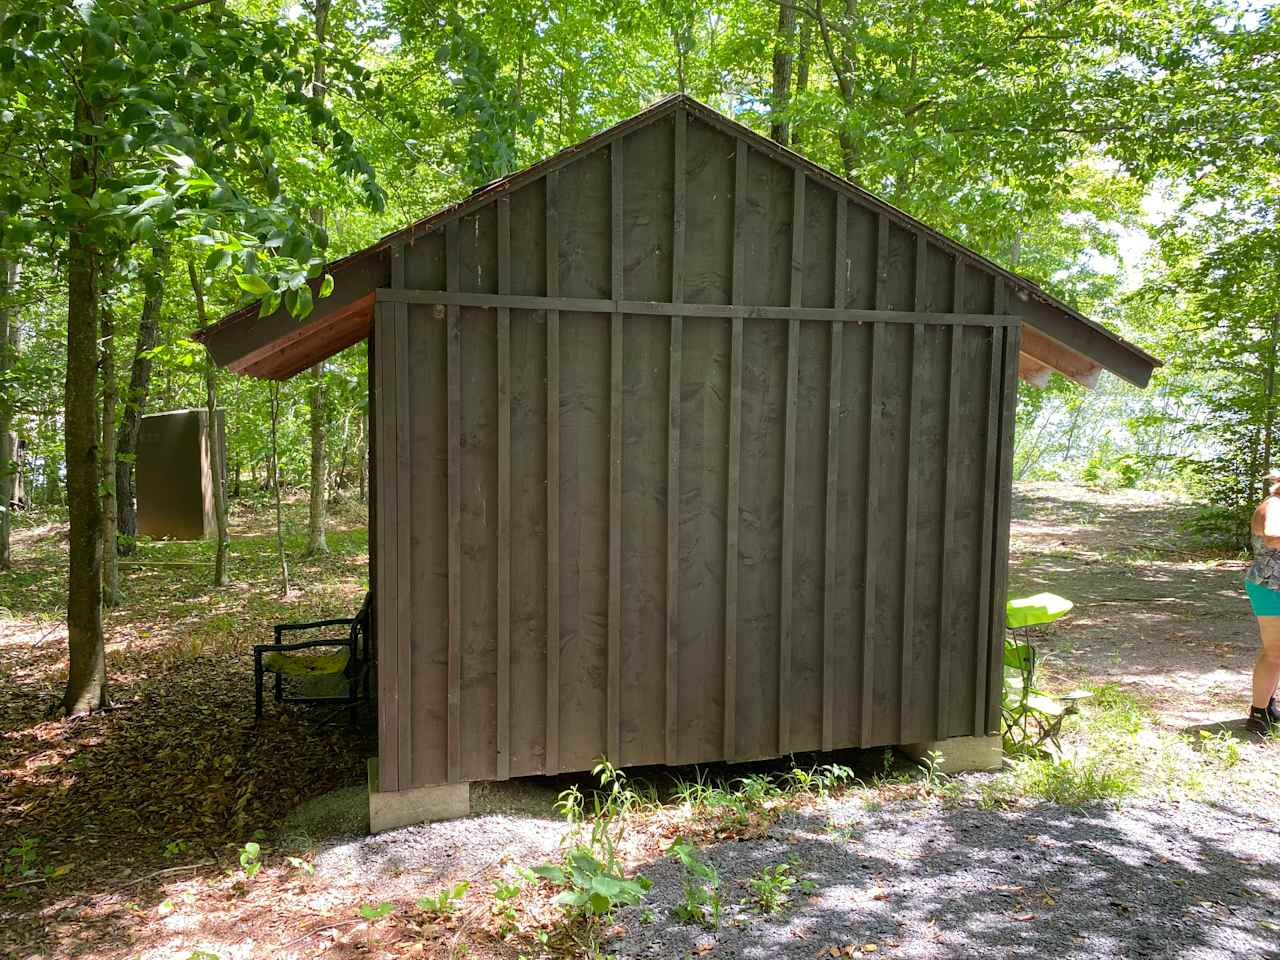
left=1245, top=578, right=1280, bottom=616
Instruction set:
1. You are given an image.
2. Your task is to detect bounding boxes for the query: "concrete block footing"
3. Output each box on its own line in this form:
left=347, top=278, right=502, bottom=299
left=367, top=758, right=471, bottom=833
left=901, top=735, right=1003, bottom=774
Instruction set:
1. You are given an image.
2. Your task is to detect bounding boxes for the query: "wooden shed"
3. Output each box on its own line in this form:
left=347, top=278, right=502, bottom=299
left=196, top=95, right=1159, bottom=795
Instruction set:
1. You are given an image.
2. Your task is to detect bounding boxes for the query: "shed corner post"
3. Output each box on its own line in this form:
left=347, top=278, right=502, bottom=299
left=371, top=290, right=399, bottom=794
left=986, top=289, right=1021, bottom=735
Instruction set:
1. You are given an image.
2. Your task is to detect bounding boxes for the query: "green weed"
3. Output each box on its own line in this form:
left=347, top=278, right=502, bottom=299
left=417, top=880, right=469, bottom=918
left=747, top=862, right=813, bottom=915
left=668, top=837, right=722, bottom=929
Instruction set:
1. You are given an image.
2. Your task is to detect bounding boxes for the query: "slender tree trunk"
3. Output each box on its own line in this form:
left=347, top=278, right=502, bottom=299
left=116, top=244, right=166, bottom=555
left=358, top=410, right=368, bottom=503
left=41, top=418, right=60, bottom=506
left=63, top=88, right=107, bottom=715
left=188, top=260, right=230, bottom=585
left=792, top=21, right=811, bottom=149
left=814, top=0, right=860, bottom=175
left=0, top=258, right=19, bottom=571
left=271, top=381, right=290, bottom=596
left=99, top=284, right=119, bottom=607
left=770, top=0, right=796, bottom=146
left=1263, top=313, right=1279, bottom=500
left=305, top=0, right=331, bottom=556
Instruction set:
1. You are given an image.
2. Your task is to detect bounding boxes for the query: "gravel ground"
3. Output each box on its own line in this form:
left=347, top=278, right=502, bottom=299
left=605, top=796, right=1280, bottom=960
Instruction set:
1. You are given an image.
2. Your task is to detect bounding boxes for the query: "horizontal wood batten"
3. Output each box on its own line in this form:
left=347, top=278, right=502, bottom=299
left=374, top=289, right=1019, bottom=327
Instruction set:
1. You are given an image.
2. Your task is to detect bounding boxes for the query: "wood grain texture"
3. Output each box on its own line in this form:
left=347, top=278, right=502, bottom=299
left=822, top=195, right=847, bottom=753
left=368, top=114, right=1030, bottom=787
left=445, top=221, right=463, bottom=785
left=608, top=141, right=623, bottom=764
left=545, top=170, right=561, bottom=772
left=496, top=199, right=512, bottom=781
left=373, top=301, right=397, bottom=792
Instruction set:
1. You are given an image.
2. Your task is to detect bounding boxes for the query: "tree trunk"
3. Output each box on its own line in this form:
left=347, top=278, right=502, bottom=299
left=1263, top=313, right=1278, bottom=500
left=188, top=259, right=230, bottom=585
left=358, top=410, right=368, bottom=503
left=770, top=0, right=796, bottom=146
left=41, top=419, right=60, bottom=506
left=271, top=381, right=290, bottom=596
left=792, top=20, right=811, bottom=149
left=63, top=88, right=107, bottom=715
left=0, top=258, right=19, bottom=572
left=99, top=283, right=119, bottom=607
left=116, top=244, right=166, bottom=555
left=305, top=0, right=331, bottom=556
left=306, top=360, right=328, bottom=554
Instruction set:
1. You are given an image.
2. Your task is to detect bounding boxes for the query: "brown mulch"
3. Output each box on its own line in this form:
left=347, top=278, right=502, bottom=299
left=0, top=497, right=375, bottom=958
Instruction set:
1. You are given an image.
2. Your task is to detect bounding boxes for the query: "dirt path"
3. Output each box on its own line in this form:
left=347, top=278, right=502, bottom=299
left=1008, top=482, right=1256, bottom=731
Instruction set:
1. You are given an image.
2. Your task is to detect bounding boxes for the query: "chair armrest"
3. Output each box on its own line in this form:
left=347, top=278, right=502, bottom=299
left=255, top=637, right=353, bottom=654
left=275, top=617, right=356, bottom=634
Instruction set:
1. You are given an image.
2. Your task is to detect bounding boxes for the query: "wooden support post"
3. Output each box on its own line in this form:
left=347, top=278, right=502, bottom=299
left=900, top=319, right=923, bottom=743
left=496, top=197, right=512, bottom=781
left=545, top=170, right=561, bottom=773
left=937, top=321, right=961, bottom=739
left=724, top=139, right=747, bottom=761
left=780, top=167, right=804, bottom=753
left=666, top=105, right=686, bottom=763
left=987, top=285, right=1019, bottom=734
left=822, top=194, right=846, bottom=753
left=445, top=220, right=462, bottom=785
left=608, top=143, right=624, bottom=765
left=392, top=245, right=412, bottom=784
left=860, top=322, right=881, bottom=744
left=974, top=326, right=1000, bottom=736
left=374, top=295, right=397, bottom=792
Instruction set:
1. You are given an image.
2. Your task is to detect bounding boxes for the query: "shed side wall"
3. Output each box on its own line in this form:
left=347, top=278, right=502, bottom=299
left=373, top=115, right=1019, bottom=788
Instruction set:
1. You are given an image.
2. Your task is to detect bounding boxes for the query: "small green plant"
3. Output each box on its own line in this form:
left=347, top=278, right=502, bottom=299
left=591, top=758, right=656, bottom=818
left=748, top=863, right=803, bottom=915
left=285, top=855, right=315, bottom=876
left=1198, top=730, right=1243, bottom=767
left=668, top=837, right=721, bottom=929
left=417, top=880, right=469, bottom=918
left=492, top=874, right=525, bottom=937
left=996, top=754, right=1137, bottom=807
left=3, top=837, right=41, bottom=882
left=535, top=761, right=652, bottom=920
left=238, top=841, right=262, bottom=880
left=533, top=847, right=651, bottom=918
left=163, top=839, right=190, bottom=860
left=359, top=901, right=395, bottom=920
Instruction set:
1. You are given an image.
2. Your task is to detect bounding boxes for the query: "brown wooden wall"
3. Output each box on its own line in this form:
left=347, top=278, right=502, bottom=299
left=372, top=105, right=1021, bottom=791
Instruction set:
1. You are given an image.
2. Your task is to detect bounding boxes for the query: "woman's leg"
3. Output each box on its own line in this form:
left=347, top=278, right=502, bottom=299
left=1253, top=615, right=1280, bottom=708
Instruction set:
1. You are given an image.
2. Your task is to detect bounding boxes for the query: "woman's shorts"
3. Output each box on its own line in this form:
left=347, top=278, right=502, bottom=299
left=1245, top=578, right=1280, bottom=616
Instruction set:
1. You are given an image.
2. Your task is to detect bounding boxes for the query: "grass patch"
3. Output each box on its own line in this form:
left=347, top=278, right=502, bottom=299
left=982, top=679, right=1280, bottom=808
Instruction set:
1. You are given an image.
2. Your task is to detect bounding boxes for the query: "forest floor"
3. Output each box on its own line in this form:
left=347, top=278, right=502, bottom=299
left=1, top=483, right=1277, bottom=960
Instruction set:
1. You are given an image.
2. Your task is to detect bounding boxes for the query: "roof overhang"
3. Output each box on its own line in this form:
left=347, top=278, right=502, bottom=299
left=193, top=95, right=1160, bottom=391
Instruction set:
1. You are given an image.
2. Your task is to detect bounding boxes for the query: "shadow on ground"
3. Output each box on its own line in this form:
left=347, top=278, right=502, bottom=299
left=609, top=796, right=1280, bottom=959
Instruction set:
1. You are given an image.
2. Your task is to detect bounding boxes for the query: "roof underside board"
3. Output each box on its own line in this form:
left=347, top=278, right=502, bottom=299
left=196, top=94, right=1159, bottom=389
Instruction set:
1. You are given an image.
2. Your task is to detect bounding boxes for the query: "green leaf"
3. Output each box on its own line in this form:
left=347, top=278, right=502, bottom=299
left=359, top=902, right=395, bottom=920
left=236, top=274, right=271, bottom=296
left=319, top=273, right=334, bottom=298
left=532, top=864, right=565, bottom=884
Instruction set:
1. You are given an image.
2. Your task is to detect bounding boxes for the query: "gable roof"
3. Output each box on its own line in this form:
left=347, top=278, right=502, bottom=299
left=194, top=93, right=1160, bottom=388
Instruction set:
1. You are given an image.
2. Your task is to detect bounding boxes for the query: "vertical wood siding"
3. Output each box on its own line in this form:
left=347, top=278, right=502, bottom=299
left=372, top=113, right=1021, bottom=787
